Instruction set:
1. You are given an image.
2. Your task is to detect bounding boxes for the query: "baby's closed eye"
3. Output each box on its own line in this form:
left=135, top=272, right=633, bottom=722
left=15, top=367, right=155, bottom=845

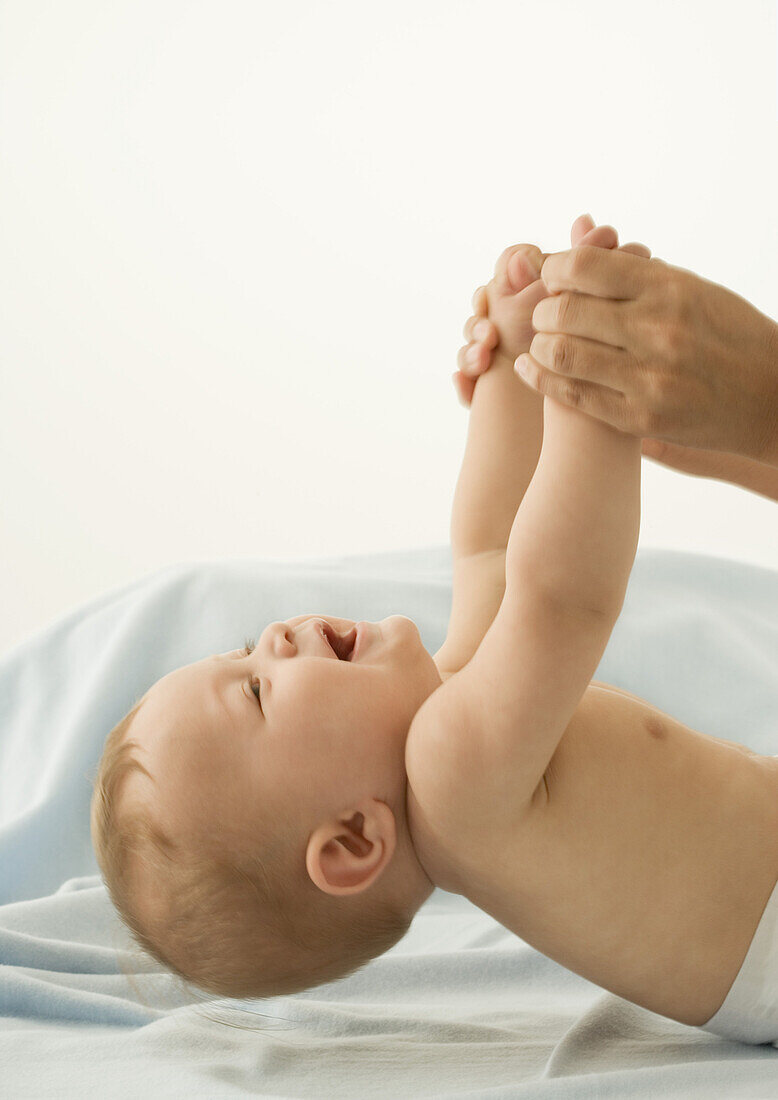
left=235, top=638, right=262, bottom=708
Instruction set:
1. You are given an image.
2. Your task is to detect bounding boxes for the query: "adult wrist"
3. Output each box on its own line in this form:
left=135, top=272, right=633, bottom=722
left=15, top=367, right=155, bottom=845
left=728, top=458, right=778, bottom=503
left=757, top=318, right=778, bottom=468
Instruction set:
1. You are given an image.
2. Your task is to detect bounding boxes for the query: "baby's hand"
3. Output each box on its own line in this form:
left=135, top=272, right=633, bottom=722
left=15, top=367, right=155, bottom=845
left=454, top=215, right=651, bottom=409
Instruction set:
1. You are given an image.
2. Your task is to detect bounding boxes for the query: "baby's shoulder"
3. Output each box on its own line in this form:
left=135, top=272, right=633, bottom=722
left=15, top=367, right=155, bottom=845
left=405, top=678, right=644, bottom=866
left=404, top=669, right=555, bottom=882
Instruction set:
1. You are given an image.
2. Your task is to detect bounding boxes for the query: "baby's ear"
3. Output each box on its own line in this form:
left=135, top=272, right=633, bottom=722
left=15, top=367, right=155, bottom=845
left=305, top=803, right=396, bottom=897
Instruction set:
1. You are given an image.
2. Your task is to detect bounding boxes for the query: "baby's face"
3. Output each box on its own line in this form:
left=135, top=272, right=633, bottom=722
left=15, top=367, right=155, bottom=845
left=127, top=614, right=442, bottom=854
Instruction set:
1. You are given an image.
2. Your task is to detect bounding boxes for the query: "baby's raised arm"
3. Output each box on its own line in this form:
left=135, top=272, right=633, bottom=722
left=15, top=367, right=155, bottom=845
left=507, top=376, right=642, bottom=617
left=415, top=252, right=643, bottom=812
left=479, top=339, right=643, bottom=797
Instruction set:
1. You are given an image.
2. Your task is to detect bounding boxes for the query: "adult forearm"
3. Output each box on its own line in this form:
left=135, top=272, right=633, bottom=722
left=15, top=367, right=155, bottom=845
left=725, top=455, right=778, bottom=502
left=506, top=395, right=642, bottom=618
left=753, top=317, right=778, bottom=468
left=449, top=353, right=545, bottom=558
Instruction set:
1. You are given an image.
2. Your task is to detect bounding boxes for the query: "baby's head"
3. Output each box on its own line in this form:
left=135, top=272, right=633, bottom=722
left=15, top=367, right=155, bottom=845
left=90, top=613, right=442, bottom=999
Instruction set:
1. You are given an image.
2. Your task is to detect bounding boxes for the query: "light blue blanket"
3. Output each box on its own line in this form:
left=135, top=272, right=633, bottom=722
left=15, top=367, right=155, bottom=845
left=2, top=546, right=778, bottom=1098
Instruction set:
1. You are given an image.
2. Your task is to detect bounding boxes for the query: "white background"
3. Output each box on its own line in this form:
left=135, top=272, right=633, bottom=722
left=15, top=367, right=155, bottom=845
left=1, top=0, right=777, bottom=659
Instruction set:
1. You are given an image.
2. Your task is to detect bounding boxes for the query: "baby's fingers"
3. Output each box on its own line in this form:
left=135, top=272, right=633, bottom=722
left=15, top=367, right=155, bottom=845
left=462, top=314, right=498, bottom=346
left=471, top=285, right=489, bottom=316
left=457, top=339, right=491, bottom=375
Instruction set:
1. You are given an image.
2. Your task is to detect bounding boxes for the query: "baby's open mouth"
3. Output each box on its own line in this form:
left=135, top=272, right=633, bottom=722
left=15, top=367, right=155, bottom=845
left=321, top=622, right=358, bottom=661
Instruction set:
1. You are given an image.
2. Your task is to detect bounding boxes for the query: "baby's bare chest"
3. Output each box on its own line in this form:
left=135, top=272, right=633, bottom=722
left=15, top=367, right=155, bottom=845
left=452, top=682, right=778, bottom=1026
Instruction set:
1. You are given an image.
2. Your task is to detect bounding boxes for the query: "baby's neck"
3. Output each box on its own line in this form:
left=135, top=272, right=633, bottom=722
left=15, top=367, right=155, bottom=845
left=405, top=780, right=466, bottom=896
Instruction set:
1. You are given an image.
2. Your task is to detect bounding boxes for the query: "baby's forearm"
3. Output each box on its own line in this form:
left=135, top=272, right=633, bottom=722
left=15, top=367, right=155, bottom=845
left=449, top=352, right=545, bottom=557
left=505, top=395, right=642, bottom=617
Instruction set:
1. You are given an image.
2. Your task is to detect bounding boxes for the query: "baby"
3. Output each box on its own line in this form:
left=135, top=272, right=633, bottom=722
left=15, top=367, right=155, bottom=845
left=91, top=217, right=778, bottom=1044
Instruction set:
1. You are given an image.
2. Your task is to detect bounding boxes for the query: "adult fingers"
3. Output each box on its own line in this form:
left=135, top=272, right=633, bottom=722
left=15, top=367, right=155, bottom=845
left=525, top=333, right=647, bottom=418
left=541, top=244, right=650, bottom=300
left=516, top=349, right=637, bottom=435
left=532, top=291, right=628, bottom=349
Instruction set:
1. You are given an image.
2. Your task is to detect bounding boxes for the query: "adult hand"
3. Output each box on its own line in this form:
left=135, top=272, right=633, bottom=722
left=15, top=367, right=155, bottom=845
left=454, top=214, right=650, bottom=410
left=524, top=243, right=778, bottom=466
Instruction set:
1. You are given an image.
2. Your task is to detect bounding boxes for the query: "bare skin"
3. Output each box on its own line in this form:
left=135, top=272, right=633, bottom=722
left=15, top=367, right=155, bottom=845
left=403, top=229, right=778, bottom=1030
left=406, top=677, right=778, bottom=1028
left=455, top=214, right=778, bottom=501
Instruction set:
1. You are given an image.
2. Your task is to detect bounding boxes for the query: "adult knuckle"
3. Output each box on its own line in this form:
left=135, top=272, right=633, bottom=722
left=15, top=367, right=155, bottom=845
left=529, top=365, right=547, bottom=395
left=569, top=244, right=596, bottom=279
left=664, top=271, right=689, bottom=320
left=648, top=255, right=679, bottom=293
left=648, top=265, right=690, bottom=354
left=560, top=380, right=585, bottom=410
left=640, top=293, right=682, bottom=362
left=554, top=292, right=576, bottom=330
left=655, top=316, right=685, bottom=361
left=552, top=335, right=573, bottom=373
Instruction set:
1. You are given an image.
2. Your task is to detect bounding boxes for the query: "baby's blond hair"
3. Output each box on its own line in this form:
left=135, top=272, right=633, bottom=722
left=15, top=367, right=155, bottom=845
left=90, top=696, right=414, bottom=999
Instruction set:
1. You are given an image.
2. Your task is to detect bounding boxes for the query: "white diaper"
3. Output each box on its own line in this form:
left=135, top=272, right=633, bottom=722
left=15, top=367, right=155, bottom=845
left=699, top=870, right=778, bottom=1044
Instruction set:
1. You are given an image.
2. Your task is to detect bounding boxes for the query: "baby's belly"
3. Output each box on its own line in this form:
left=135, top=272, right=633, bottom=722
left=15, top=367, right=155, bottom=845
left=462, top=681, right=778, bottom=1027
